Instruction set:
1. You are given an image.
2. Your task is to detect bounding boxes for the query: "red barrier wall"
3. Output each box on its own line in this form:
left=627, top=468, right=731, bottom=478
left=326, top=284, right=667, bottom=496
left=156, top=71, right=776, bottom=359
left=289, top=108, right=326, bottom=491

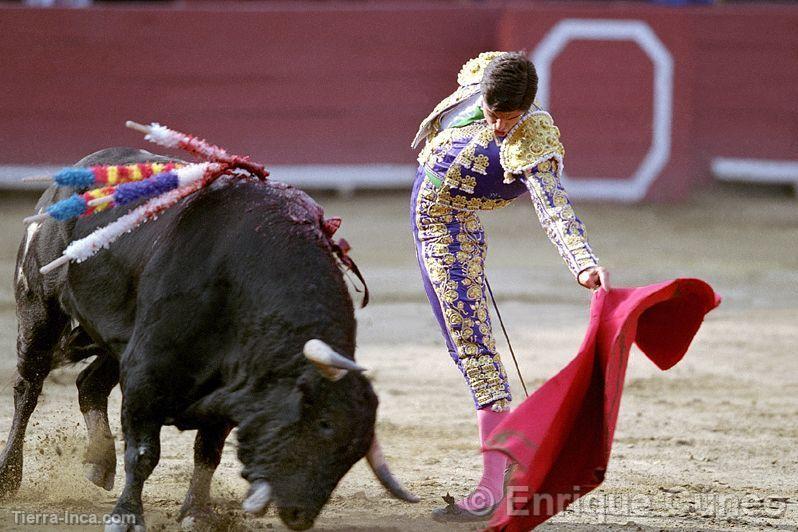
left=0, top=4, right=498, bottom=165
left=498, top=4, right=700, bottom=201
left=0, top=2, right=795, bottom=201
left=689, top=7, right=798, bottom=165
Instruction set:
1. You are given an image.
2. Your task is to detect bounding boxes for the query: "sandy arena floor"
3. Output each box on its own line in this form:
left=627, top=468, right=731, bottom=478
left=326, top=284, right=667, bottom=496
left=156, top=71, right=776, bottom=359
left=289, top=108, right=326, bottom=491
left=0, top=184, right=796, bottom=531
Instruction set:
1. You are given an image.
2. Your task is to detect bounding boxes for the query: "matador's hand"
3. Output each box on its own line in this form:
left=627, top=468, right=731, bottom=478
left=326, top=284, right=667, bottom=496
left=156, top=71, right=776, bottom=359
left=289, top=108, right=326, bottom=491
left=578, top=266, right=611, bottom=292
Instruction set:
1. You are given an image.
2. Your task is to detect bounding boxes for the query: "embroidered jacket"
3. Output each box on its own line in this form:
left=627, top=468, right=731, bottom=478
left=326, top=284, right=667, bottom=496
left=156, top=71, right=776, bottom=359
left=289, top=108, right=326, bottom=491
left=412, top=52, right=599, bottom=277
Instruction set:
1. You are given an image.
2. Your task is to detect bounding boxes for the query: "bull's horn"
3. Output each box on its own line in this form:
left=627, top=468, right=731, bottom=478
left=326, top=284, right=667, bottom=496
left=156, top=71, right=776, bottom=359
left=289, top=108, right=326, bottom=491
left=303, top=339, right=366, bottom=381
left=242, top=480, right=272, bottom=515
left=366, top=437, right=420, bottom=503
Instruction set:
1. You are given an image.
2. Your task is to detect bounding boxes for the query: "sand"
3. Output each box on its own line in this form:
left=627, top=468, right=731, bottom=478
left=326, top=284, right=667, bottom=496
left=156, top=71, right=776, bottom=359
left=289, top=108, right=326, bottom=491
left=0, top=184, right=795, bottom=531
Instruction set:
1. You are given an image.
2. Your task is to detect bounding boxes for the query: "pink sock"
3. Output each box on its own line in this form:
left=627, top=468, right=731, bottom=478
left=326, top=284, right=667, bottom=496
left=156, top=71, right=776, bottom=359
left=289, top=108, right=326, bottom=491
left=456, top=407, right=509, bottom=512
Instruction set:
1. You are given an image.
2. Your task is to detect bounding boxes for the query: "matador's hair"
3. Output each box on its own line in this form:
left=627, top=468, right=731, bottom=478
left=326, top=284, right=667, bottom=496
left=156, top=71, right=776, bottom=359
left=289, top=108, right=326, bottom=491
left=481, top=52, right=538, bottom=113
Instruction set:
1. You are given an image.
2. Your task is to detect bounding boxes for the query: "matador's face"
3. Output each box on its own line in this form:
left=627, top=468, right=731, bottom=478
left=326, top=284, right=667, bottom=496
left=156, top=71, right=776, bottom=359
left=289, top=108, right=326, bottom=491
left=481, top=101, right=525, bottom=138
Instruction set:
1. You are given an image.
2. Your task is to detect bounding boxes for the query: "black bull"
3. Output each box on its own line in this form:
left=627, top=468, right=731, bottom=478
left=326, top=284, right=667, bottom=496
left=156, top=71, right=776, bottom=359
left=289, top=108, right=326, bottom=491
left=0, top=148, right=417, bottom=531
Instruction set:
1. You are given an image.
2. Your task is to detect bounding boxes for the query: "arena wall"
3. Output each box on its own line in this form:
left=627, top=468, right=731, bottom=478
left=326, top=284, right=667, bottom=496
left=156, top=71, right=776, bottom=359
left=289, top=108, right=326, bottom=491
left=0, top=2, right=795, bottom=201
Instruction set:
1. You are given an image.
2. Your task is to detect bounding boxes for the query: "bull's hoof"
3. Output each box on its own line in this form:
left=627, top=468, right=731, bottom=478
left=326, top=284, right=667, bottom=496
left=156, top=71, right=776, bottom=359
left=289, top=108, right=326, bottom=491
left=178, top=505, right=223, bottom=531
left=83, top=431, right=116, bottom=491
left=104, top=515, right=145, bottom=532
left=84, top=462, right=115, bottom=491
left=179, top=513, right=218, bottom=532
left=278, top=507, right=315, bottom=531
left=179, top=516, right=199, bottom=531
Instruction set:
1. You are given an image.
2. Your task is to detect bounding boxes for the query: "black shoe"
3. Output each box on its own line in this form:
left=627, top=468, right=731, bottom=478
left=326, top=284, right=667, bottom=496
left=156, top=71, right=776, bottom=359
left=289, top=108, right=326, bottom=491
left=430, top=493, right=499, bottom=523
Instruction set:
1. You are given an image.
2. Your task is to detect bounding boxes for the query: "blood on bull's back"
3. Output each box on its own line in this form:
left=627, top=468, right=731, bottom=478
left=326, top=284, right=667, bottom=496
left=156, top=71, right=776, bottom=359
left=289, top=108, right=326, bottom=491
left=64, top=177, right=357, bottom=377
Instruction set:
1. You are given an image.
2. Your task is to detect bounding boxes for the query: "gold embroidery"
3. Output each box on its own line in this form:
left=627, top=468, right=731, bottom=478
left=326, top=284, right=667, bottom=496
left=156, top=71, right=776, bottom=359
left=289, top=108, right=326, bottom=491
left=437, top=125, right=484, bottom=194
left=500, top=112, right=565, bottom=176
left=474, top=128, right=494, bottom=149
left=417, top=121, right=482, bottom=169
left=413, top=177, right=511, bottom=408
left=472, top=154, right=490, bottom=175
left=466, top=285, right=482, bottom=301
left=446, top=164, right=463, bottom=189
left=457, top=51, right=508, bottom=86
left=462, top=354, right=510, bottom=406
left=458, top=144, right=476, bottom=168
left=421, top=161, right=514, bottom=213
left=522, top=165, right=599, bottom=277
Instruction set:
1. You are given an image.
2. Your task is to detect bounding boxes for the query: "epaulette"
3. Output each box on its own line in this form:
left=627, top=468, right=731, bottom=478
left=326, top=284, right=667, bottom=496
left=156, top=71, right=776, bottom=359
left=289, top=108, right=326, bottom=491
left=456, top=51, right=508, bottom=86
left=499, top=111, right=565, bottom=182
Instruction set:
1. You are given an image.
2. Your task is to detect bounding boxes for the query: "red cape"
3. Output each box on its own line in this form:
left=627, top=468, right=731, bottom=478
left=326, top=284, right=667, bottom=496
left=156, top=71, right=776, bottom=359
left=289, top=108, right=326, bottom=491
left=485, top=278, right=721, bottom=531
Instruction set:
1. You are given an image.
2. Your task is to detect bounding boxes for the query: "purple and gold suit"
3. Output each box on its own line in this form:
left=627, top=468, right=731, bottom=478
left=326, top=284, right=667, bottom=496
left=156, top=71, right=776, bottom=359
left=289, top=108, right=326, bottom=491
left=411, top=52, right=599, bottom=412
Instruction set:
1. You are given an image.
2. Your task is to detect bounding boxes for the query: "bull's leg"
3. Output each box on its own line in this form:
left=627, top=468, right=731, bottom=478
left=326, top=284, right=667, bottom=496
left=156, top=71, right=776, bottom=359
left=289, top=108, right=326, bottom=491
left=106, top=399, right=163, bottom=532
left=178, top=423, right=233, bottom=530
left=0, top=302, right=66, bottom=497
left=76, top=354, right=120, bottom=491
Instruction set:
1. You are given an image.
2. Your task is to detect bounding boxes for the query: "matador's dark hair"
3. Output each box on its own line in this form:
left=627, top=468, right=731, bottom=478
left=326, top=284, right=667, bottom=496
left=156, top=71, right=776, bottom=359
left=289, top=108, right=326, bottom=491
left=481, top=52, right=538, bottom=113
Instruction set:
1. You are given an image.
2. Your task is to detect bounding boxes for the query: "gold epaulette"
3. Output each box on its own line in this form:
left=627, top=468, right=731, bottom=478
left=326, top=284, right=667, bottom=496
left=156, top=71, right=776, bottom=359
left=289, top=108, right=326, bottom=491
left=456, top=51, right=508, bottom=86
left=499, top=111, right=565, bottom=181
left=411, top=51, right=509, bottom=149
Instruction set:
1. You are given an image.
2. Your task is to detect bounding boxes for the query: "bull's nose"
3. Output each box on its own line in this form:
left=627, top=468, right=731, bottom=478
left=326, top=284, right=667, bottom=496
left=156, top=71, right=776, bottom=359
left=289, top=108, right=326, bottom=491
left=278, top=507, right=314, bottom=531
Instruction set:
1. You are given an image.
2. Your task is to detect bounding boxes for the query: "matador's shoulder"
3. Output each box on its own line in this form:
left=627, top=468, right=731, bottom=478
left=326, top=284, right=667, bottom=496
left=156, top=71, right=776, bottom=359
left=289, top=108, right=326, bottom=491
left=499, top=111, right=565, bottom=181
left=411, top=51, right=509, bottom=149
left=455, top=51, right=508, bottom=86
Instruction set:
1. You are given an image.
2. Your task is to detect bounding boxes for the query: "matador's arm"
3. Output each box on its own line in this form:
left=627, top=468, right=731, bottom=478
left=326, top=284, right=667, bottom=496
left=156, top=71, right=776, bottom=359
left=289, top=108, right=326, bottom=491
left=520, top=158, right=599, bottom=279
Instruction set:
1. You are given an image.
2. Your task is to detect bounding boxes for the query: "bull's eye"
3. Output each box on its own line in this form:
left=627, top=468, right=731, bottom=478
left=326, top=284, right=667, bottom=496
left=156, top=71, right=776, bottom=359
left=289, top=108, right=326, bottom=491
left=318, top=419, right=334, bottom=437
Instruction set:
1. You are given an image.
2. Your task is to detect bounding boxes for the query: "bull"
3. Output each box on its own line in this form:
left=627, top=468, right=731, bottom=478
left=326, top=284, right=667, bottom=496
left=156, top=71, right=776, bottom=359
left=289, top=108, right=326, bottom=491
left=0, top=148, right=417, bottom=530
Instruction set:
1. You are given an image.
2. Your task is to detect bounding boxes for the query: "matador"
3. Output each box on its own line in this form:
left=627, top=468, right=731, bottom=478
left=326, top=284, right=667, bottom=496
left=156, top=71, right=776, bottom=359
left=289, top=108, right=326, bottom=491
left=410, top=51, right=610, bottom=521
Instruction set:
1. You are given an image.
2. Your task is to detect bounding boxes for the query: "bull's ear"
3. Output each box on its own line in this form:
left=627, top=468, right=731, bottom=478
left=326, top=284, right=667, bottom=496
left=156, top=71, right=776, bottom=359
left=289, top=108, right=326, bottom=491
left=294, top=370, right=323, bottom=410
